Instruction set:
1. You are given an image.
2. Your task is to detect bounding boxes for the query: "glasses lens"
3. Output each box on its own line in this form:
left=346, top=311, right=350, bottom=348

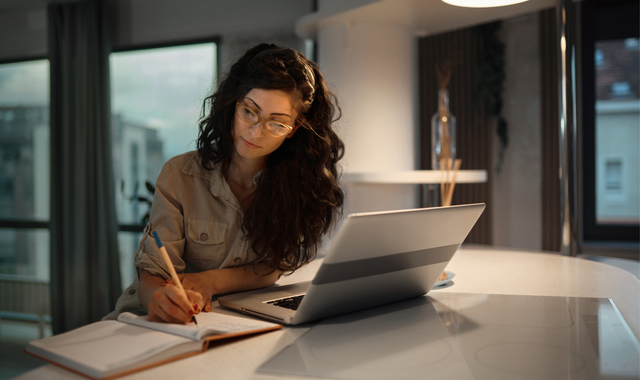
left=236, top=101, right=292, bottom=137
left=265, top=122, right=291, bottom=137
left=238, top=103, right=258, bottom=124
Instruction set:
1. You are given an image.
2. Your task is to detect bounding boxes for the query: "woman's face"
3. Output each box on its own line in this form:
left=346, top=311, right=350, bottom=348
left=232, top=88, right=298, bottom=163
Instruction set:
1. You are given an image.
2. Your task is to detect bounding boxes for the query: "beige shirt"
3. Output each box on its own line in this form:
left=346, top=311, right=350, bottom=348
left=136, top=150, right=259, bottom=277
left=105, top=151, right=258, bottom=318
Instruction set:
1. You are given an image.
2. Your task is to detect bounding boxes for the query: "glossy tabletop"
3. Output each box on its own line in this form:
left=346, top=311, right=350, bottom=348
left=17, top=245, right=639, bottom=380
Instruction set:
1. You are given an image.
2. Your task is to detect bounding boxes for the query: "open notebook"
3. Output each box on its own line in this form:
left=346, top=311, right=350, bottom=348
left=25, top=311, right=281, bottom=379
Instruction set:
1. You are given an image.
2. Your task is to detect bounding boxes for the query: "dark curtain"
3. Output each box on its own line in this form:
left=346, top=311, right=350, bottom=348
left=48, top=0, right=121, bottom=334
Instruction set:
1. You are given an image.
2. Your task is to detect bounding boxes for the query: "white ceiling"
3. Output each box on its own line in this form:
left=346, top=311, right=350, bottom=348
left=297, top=0, right=557, bottom=37
left=0, top=0, right=558, bottom=38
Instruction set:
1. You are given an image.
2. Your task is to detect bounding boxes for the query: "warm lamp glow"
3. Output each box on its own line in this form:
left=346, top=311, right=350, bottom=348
left=442, top=0, right=529, bottom=7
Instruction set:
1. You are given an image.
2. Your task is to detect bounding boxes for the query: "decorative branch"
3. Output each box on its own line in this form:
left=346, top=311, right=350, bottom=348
left=436, top=57, right=460, bottom=90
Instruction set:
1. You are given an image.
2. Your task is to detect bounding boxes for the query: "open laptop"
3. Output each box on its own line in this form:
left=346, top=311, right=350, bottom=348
left=218, top=203, right=485, bottom=325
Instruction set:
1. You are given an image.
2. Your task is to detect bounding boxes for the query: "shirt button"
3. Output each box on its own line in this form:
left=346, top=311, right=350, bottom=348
left=128, top=289, right=136, bottom=295
left=200, top=233, right=208, bottom=241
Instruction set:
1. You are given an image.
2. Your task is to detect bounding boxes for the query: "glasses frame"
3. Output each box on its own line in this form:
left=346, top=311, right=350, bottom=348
left=235, top=101, right=294, bottom=138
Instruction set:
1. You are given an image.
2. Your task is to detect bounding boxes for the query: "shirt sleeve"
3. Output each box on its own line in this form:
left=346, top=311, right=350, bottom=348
left=135, top=157, right=187, bottom=278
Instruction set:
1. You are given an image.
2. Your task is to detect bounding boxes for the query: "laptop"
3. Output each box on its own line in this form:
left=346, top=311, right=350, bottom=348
left=218, top=203, right=485, bottom=325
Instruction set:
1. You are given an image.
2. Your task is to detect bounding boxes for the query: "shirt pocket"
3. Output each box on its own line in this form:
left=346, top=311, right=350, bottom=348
left=185, top=218, right=229, bottom=270
left=186, top=218, right=227, bottom=246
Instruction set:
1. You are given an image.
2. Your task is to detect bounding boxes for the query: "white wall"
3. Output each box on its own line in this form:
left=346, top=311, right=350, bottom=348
left=317, top=21, right=419, bottom=215
left=492, top=12, right=543, bottom=250
left=595, top=100, right=640, bottom=222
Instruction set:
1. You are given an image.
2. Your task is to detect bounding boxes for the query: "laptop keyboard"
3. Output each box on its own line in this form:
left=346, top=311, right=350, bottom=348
left=267, top=294, right=305, bottom=310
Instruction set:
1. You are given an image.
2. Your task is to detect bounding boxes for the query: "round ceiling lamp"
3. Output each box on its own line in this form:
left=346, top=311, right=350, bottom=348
left=442, top=0, right=529, bottom=7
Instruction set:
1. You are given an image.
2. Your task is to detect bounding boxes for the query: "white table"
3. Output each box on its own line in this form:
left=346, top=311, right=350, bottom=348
left=18, top=245, right=639, bottom=379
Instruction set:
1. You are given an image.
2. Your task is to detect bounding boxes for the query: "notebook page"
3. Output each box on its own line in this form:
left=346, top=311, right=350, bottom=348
left=118, top=311, right=279, bottom=341
left=26, top=321, right=199, bottom=378
left=193, top=311, right=280, bottom=339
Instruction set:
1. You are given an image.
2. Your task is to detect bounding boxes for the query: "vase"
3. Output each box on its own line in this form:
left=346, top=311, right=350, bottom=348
left=431, top=89, right=456, bottom=170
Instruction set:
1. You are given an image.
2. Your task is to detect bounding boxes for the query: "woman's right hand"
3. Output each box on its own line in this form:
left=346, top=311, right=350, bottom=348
left=147, top=284, right=203, bottom=324
left=139, top=269, right=203, bottom=324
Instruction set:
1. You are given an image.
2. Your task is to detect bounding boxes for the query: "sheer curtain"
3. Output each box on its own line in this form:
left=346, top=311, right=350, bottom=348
left=48, top=0, right=121, bottom=333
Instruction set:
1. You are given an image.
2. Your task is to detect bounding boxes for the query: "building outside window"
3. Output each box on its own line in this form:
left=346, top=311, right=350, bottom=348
left=582, top=0, right=639, bottom=245
left=0, top=60, right=50, bottom=280
left=594, top=38, right=639, bottom=226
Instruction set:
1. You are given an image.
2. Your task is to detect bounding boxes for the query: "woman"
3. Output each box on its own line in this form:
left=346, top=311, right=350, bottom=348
left=105, top=43, right=345, bottom=324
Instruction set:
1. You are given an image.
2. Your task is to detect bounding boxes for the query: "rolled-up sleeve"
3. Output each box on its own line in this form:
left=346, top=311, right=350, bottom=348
left=135, top=157, right=188, bottom=278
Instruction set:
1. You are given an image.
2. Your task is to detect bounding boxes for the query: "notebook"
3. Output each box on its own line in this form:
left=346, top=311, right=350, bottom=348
left=218, top=203, right=485, bottom=325
left=24, top=312, right=281, bottom=379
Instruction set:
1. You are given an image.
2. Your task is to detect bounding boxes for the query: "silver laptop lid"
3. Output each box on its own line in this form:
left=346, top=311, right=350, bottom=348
left=290, top=203, right=486, bottom=324
left=219, top=203, right=486, bottom=325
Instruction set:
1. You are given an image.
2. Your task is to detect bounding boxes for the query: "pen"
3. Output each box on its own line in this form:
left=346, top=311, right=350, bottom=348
left=152, top=231, right=198, bottom=325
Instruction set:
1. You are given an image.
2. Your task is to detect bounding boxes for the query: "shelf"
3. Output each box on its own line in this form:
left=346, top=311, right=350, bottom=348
left=344, top=170, right=487, bottom=184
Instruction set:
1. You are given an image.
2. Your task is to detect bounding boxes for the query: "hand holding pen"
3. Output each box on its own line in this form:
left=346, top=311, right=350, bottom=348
left=151, top=231, right=202, bottom=324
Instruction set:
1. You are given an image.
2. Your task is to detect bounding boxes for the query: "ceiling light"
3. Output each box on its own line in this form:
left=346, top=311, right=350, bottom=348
left=442, top=0, right=529, bottom=8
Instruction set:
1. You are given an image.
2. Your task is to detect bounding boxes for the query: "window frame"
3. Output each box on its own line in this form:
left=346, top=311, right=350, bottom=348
left=580, top=0, right=640, bottom=243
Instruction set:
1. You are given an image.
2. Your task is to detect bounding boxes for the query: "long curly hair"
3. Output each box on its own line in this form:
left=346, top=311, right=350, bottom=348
left=196, top=43, right=345, bottom=273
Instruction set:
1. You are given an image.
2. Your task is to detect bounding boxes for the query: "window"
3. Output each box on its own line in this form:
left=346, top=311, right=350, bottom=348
left=581, top=0, right=639, bottom=242
left=110, top=42, right=217, bottom=287
left=0, top=59, right=50, bottom=279
left=604, top=158, right=622, bottom=191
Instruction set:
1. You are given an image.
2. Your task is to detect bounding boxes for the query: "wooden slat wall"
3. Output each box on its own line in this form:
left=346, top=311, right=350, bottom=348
left=540, top=9, right=562, bottom=252
left=418, top=28, right=493, bottom=245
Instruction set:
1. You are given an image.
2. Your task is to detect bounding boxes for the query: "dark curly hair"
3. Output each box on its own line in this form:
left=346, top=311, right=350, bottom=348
left=196, top=43, right=345, bottom=273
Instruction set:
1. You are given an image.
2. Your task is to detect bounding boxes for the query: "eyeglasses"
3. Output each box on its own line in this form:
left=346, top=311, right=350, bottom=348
left=235, top=101, right=294, bottom=138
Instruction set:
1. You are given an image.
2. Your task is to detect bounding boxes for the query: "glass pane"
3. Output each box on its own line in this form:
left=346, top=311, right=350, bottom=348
left=595, top=39, right=640, bottom=225
left=0, top=228, right=50, bottom=280
left=0, top=60, right=50, bottom=222
left=110, top=43, right=216, bottom=226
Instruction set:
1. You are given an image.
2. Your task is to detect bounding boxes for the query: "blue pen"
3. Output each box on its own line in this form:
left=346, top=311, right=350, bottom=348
left=152, top=231, right=197, bottom=324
